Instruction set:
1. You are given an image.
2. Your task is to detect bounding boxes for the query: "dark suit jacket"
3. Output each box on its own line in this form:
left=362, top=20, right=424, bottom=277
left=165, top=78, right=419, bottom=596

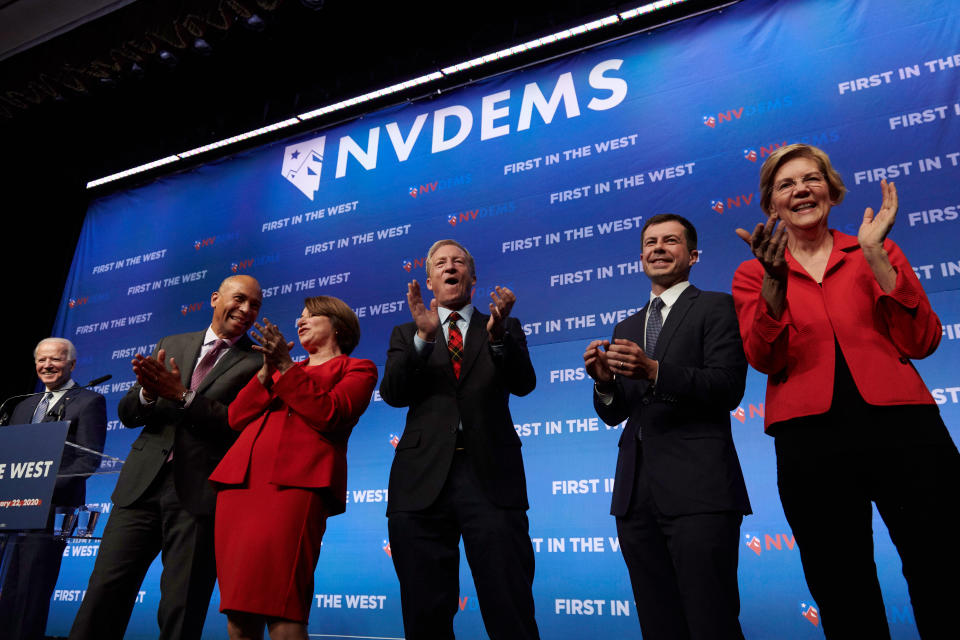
left=595, top=286, right=751, bottom=518
left=381, top=311, right=535, bottom=514
left=10, top=386, right=107, bottom=507
left=115, top=330, right=260, bottom=516
left=211, top=355, right=378, bottom=516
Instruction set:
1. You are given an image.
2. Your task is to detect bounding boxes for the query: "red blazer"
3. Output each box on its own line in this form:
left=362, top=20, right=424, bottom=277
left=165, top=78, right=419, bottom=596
left=732, top=230, right=940, bottom=429
left=210, top=355, right=378, bottom=515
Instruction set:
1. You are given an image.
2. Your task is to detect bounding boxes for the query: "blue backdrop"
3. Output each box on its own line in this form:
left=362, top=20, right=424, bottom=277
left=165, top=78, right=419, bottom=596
left=46, top=0, right=960, bottom=637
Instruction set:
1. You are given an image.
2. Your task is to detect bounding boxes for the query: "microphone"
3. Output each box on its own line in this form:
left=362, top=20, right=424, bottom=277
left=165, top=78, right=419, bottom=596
left=84, top=374, right=112, bottom=387
left=0, top=374, right=111, bottom=424
left=0, top=390, right=48, bottom=426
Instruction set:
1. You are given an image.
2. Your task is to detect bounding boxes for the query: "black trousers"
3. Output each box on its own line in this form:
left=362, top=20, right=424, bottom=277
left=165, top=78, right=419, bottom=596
left=0, top=516, right=67, bottom=640
left=388, top=450, right=540, bottom=640
left=774, top=404, right=960, bottom=640
left=616, top=442, right=745, bottom=640
left=68, top=464, right=217, bottom=640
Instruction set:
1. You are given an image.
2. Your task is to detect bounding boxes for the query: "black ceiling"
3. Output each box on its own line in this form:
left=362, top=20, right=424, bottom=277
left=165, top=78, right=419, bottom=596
left=0, top=0, right=731, bottom=394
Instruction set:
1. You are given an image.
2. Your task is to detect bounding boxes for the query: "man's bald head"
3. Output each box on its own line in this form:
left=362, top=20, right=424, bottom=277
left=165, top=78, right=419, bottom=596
left=210, top=275, right=263, bottom=339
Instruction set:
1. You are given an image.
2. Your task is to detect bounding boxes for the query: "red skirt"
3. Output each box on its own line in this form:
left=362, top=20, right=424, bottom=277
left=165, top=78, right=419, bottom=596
left=215, top=409, right=328, bottom=623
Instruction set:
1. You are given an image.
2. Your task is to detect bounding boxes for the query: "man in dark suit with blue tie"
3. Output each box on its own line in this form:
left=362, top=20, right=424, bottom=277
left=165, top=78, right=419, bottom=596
left=380, top=239, right=540, bottom=640
left=0, top=337, right=107, bottom=640
left=584, top=214, right=751, bottom=640
left=69, top=274, right=263, bottom=640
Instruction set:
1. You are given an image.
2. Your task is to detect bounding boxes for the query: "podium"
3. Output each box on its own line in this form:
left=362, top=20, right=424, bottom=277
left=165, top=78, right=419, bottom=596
left=0, top=421, right=69, bottom=531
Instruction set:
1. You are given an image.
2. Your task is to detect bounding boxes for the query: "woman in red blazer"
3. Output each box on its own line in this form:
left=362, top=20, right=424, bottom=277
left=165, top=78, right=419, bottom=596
left=210, top=295, right=377, bottom=640
left=732, top=144, right=959, bottom=639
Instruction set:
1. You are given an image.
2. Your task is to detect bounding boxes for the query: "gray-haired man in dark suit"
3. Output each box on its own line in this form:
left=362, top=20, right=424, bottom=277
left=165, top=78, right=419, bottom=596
left=0, top=337, right=106, bottom=640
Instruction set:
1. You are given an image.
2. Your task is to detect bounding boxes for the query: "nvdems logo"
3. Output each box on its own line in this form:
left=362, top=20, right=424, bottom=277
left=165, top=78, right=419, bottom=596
left=710, top=194, right=755, bottom=215
left=282, top=136, right=326, bottom=201
left=231, top=254, right=280, bottom=273
left=68, top=292, right=109, bottom=308
left=408, top=174, right=472, bottom=199
left=702, top=97, right=794, bottom=129
left=444, top=202, right=516, bottom=227
left=181, top=301, right=205, bottom=316
left=800, top=602, right=820, bottom=627
left=742, top=531, right=795, bottom=556
left=401, top=257, right=426, bottom=273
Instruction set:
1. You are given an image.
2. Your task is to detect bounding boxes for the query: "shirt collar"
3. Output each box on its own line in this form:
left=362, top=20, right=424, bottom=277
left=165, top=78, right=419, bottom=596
left=439, top=304, right=474, bottom=325
left=650, top=280, right=691, bottom=309
left=204, top=325, right=243, bottom=348
left=46, top=379, right=76, bottom=393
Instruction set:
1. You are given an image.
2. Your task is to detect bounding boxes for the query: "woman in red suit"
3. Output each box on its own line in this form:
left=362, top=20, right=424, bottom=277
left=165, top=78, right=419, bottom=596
left=210, top=295, right=378, bottom=640
left=732, top=144, right=959, bottom=639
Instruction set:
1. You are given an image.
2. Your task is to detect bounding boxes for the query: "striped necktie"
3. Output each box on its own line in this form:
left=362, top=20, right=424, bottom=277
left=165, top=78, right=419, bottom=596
left=32, top=392, right=53, bottom=423
left=190, top=340, right=228, bottom=389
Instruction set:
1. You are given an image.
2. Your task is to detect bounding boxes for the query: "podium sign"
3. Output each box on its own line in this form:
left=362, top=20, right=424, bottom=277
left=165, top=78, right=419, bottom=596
left=0, top=422, right=68, bottom=530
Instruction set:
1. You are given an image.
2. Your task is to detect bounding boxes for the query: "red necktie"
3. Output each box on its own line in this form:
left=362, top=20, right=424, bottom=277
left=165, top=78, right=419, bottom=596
left=447, top=312, right=463, bottom=379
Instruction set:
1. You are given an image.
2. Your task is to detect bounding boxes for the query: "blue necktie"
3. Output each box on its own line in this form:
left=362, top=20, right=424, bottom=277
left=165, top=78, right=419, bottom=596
left=32, top=392, right=53, bottom=423
left=645, top=297, right=664, bottom=358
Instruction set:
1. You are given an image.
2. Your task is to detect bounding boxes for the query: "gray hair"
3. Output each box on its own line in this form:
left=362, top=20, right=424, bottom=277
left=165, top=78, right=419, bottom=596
left=34, top=337, right=77, bottom=362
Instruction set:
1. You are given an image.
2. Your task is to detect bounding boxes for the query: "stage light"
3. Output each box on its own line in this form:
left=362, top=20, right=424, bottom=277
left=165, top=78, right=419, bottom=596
left=193, top=38, right=213, bottom=55
left=157, top=50, right=178, bottom=68
left=87, top=0, right=693, bottom=189
left=86, top=156, right=181, bottom=189
left=298, top=71, right=443, bottom=121
left=244, top=14, right=266, bottom=31
left=620, top=0, right=689, bottom=20
left=440, top=13, right=621, bottom=75
left=178, top=118, right=302, bottom=158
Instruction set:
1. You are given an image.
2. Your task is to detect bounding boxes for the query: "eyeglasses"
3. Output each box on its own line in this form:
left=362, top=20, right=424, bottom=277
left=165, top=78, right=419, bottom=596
left=774, top=172, right=826, bottom=194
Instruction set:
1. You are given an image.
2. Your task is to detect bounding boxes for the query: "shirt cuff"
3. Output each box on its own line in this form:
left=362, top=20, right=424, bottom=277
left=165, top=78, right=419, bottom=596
left=413, top=333, right=435, bottom=355
left=595, top=381, right=615, bottom=405
left=138, top=388, right=156, bottom=406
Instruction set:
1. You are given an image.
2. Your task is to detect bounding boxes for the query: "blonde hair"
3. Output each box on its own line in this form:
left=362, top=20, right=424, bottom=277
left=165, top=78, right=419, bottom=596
left=425, top=239, right=476, bottom=278
left=759, top=144, right=847, bottom=214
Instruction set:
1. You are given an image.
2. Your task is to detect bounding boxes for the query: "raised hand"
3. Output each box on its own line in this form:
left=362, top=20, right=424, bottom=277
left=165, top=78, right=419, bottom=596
left=735, top=214, right=789, bottom=283
left=735, top=214, right=791, bottom=317
left=132, top=349, right=186, bottom=402
left=487, top=286, right=516, bottom=341
left=251, top=318, right=295, bottom=377
left=858, top=179, right=898, bottom=251
left=407, top=279, right=440, bottom=341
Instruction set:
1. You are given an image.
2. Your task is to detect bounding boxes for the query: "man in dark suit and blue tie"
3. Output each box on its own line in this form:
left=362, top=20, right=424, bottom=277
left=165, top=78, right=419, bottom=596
left=0, top=337, right=107, bottom=640
left=583, top=214, right=751, bottom=640
left=69, top=274, right=263, bottom=640
left=380, top=239, right=540, bottom=640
